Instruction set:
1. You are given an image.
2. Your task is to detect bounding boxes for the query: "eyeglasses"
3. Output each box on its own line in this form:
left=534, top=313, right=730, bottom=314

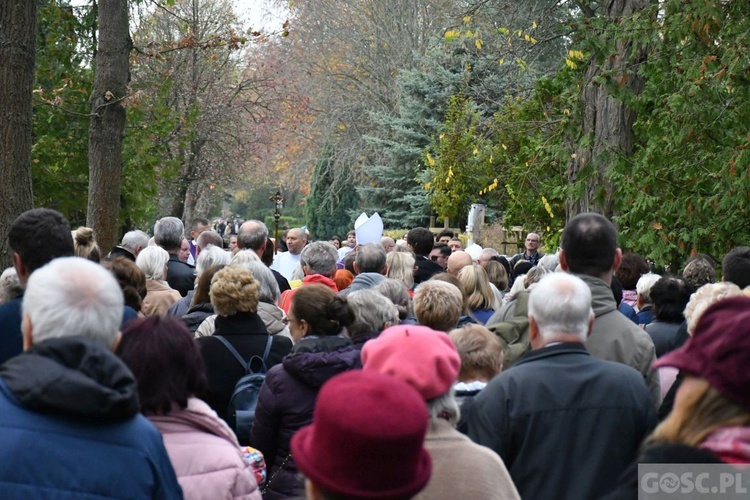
left=430, top=255, right=440, bottom=261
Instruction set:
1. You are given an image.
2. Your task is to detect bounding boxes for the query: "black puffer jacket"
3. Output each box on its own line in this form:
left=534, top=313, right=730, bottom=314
left=249, top=335, right=361, bottom=499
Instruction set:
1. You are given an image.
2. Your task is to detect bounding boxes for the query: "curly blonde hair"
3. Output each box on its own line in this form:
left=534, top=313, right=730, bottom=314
left=210, top=266, right=260, bottom=317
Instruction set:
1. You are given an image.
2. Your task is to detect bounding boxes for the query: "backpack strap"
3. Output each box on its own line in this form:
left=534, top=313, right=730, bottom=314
left=214, top=335, right=250, bottom=373
left=260, top=335, right=273, bottom=363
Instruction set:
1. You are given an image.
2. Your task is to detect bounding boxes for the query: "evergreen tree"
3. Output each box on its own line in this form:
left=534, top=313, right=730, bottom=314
left=305, top=144, right=359, bottom=240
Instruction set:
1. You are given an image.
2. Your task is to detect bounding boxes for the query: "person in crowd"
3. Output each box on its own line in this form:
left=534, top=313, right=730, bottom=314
left=194, top=229, right=224, bottom=261
left=635, top=272, right=661, bottom=326
left=110, top=229, right=150, bottom=261
left=198, top=266, right=292, bottom=433
left=373, top=278, right=414, bottom=324
left=449, top=324, right=504, bottom=434
left=232, top=260, right=291, bottom=339
left=681, top=253, right=716, bottom=290
left=722, top=246, right=750, bottom=288
left=136, top=245, right=182, bottom=316
left=272, top=228, right=308, bottom=281
left=657, top=282, right=742, bottom=420
left=362, top=324, right=519, bottom=500
left=178, top=238, right=191, bottom=263
left=559, top=212, right=660, bottom=405
left=250, top=285, right=360, bottom=499
left=615, top=252, right=649, bottom=308
left=604, top=296, right=750, bottom=499
left=386, top=249, right=416, bottom=293
left=337, top=230, right=357, bottom=261
left=278, top=241, right=339, bottom=313
left=611, top=275, right=637, bottom=322
left=430, top=273, right=476, bottom=328
left=429, top=242, right=451, bottom=271
left=645, top=275, right=694, bottom=357
left=537, top=252, right=559, bottom=272
left=154, top=216, right=195, bottom=297
left=458, top=264, right=496, bottom=324
left=448, top=237, right=463, bottom=253
left=101, top=256, right=147, bottom=318
left=446, top=251, right=473, bottom=277
left=169, top=244, right=231, bottom=317
left=117, top=316, right=261, bottom=500
left=0, top=208, right=75, bottom=364
left=0, top=268, right=22, bottom=307
left=346, top=289, right=399, bottom=349
left=413, top=279, right=464, bottom=332
left=0, top=257, right=181, bottom=498
left=407, top=228, right=442, bottom=285
left=333, top=268, right=354, bottom=291
left=510, top=232, right=544, bottom=266
left=72, top=226, right=101, bottom=262
left=437, top=229, right=454, bottom=244
left=239, top=220, right=290, bottom=293
left=339, top=242, right=387, bottom=296
left=186, top=217, right=210, bottom=266
left=291, top=370, right=432, bottom=500
left=228, top=235, right=238, bottom=252
left=328, top=235, right=341, bottom=249
left=469, top=272, right=656, bottom=499
left=482, top=259, right=508, bottom=308
left=181, top=264, right=224, bottom=333
left=509, top=259, right=532, bottom=289
left=380, top=236, right=397, bottom=253
left=476, top=248, right=500, bottom=265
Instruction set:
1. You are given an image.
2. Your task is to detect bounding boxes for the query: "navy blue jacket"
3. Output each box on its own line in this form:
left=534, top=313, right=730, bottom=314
left=0, top=295, right=23, bottom=365
left=0, top=337, right=182, bottom=498
left=468, top=342, right=656, bottom=500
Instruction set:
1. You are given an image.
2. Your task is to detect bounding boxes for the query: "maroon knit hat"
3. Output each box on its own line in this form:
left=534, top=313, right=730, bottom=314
left=291, top=370, right=432, bottom=499
left=361, top=324, right=461, bottom=400
left=654, top=295, right=750, bottom=410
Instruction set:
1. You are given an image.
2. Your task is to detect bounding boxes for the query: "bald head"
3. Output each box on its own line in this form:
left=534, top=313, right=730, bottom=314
left=286, top=228, right=307, bottom=255
left=238, top=220, right=269, bottom=255
left=380, top=236, right=396, bottom=253
left=447, top=251, right=473, bottom=276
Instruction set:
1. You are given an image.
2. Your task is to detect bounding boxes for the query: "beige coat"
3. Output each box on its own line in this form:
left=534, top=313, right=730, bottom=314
left=142, top=280, right=182, bottom=316
left=415, top=419, right=520, bottom=500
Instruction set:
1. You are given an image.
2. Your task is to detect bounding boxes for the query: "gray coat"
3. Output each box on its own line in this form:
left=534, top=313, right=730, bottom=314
left=579, top=274, right=661, bottom=406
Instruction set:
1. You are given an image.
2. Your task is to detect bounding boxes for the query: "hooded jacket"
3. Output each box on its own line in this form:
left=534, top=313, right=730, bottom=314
left=338, top=272, right=386, bottom=297
left=149, top=397, right=261, bottom=500
left=250, top=336, right=361, bottom=499
left=277, top=274, right=338, bottom=313
left=579, top=274, right=661, bottom=405
left=0, top=336, right=182, bottom=499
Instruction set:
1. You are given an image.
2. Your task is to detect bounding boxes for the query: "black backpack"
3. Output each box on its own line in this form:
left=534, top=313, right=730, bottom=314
left=215, top=335, right=273, bottom=443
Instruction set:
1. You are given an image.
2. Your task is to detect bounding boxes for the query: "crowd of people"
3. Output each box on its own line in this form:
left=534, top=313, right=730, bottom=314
left=0, top=208, right=749, bottom=499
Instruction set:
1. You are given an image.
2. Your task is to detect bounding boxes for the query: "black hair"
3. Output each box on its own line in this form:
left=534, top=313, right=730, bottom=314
left=561, top=213, right=617, bottom=277
left=722, top=247, right=750, bottom=288
left=650, top=276, right=694, bottom=322
left=8, top=208, right=74, bottom=274
left=406, top=228, right=435, bottom=256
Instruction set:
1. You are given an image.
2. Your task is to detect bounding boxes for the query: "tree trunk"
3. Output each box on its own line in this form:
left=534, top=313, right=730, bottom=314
left=0, top=1, right=36, bottom=268
left=567, top=0, right=650, bottom=221
left=87, top=0, right=130, bottom=253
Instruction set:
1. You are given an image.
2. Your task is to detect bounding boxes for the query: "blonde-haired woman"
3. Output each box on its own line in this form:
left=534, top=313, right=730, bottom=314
left=136, top=245, right=181, bottom=316
left=196, top=266, right=292, bottom=444
left=386, top=249, right=416, bottom=293
left=604, top=296, right=750, bottom=499
left=458, top=264, right=496, bottom=324
left=72, top=227, right=101, bottom=262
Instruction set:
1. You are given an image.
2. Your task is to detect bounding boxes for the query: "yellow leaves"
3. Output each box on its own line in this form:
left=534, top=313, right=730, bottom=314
left=497, top=27, right=510, bottom=35
left=479, top=178, right=499, bottom=195
left=501, top=143, right=508, bottom=150
left=472, top=147, right=479, bottom=155
left=337, top=123, right=347, bottom=131
left=516, top=58, right=527, bottom=71
left=444, top=30, right=461, bottom=41
left=475, top=39, right=483, bottom=50
left=569, top=50, right=584, bottom=60
left=652, top=221, right=663, bottom=230
left=463, top=16, right=472, bottom=24
left=524, top=34, right=537, bottom=44
left=532, top=21, right=537, bottom=29
left=424, top=182, right=432, bottom=190
left=542, top=196, right=554, bottom=218
left=426, top=153, right=435, bottom=166
left=446, top=166, right=454, bottom=185
left=498, top=58, right=505, bottom=66
left=565, top=59, right=578, bottom=70
left=465, top=30, right=475, bottom=38
left=563, top=109, right=571, bottom=116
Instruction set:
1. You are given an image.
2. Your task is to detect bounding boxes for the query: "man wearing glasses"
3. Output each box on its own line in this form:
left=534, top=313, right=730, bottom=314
left=510, top=233, right=544, bottom=266
left=428, top=242, right=451, bottom=270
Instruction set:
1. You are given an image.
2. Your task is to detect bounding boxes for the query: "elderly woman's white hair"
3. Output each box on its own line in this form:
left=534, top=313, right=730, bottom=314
left=195, top=244, right=231, bottom=278
left=347, top=290, right=399, bottom=339
left=229, top=249, right=260, bottom=267
left=636, top=273, right=662, bottom=304
left=0, top=267, right=22, bottom=305
left=23, top=257, right=123, bottom=349
left=684, top=282, right=742, bottom=335
left=136, top=245, right=170, bottom=281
